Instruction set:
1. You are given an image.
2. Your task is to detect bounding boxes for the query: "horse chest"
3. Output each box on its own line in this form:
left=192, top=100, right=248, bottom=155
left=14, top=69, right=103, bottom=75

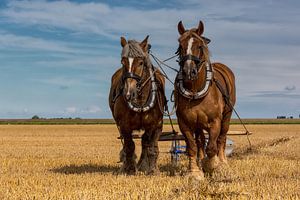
left=177, top=96, right=222, bottom=126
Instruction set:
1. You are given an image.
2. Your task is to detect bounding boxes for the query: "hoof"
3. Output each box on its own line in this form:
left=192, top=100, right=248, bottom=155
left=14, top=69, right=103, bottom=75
left=202, top=155, right=220, bottom=173
left=147, top=168, right=160, bottom=176
left=126, top=169, right=137, bottom=175
left=137, top=159, right=150, bottom=173
left=187, top=170, right=205, bottom=181
left=219, top=157, right=228, bottom=165
left=119, top=161, right=137, bottom=175
left=118, top=166, right=137, bottom=175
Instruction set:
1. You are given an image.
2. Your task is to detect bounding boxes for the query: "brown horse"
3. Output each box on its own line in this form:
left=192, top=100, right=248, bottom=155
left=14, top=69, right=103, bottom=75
left=174, top=21, right=236, bottom=180
left=109, top=36, right=165, bottom=175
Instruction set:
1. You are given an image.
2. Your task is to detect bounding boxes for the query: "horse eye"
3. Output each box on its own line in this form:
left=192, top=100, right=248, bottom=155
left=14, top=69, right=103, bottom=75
left=139, top=61, right=144, bottom=66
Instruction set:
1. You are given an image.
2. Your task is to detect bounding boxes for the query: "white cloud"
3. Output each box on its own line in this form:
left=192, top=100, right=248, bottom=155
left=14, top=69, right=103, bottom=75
left=0, top=32, right=76, bottom=53
left=63, top=105, right=101, bottom=115
left=2, top=0, right=112, bottom=37
left=86, top=105, right=101, bottom=113
left=0, top=0, right=247, bottom=46
left=65, top=107, right=77, bottom=114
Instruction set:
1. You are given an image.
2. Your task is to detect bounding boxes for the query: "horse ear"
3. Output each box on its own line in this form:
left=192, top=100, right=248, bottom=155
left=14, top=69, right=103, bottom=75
left=178, top=21, right=186, bottom=35
left=140, top=35, right=149, bottom=52
left=202, top=36, right=211, bottom=44
left=197, top=21, right=204, bottom=36
left=120, top=36, right=127, bottom=47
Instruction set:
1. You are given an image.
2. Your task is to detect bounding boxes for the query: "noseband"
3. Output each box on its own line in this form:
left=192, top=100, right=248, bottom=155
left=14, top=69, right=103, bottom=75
left=122, top=71, right=142, bottom=82
left=179, top=54, right=202, bottom=68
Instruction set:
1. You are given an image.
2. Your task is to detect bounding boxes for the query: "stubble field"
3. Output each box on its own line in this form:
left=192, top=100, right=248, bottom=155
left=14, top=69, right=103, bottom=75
left=0, top=124, right=299, bottom=199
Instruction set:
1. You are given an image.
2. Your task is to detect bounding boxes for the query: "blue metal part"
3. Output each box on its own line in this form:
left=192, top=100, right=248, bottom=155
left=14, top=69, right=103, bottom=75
left=170, top=137, right=234, bottom=165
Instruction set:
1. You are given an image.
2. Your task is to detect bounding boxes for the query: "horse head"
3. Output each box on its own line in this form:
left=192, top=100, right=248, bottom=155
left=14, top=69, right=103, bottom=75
left=177, top=21, right=211, bottom=81
left=120, top=36, right=150, bottom=101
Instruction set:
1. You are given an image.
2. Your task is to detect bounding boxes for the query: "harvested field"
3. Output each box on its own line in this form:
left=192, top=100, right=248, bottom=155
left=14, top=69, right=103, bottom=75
left=0, top=125, right=299, bottom=199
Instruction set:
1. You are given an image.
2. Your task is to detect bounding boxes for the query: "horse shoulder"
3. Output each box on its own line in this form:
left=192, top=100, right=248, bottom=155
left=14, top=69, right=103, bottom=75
left=111, top=68, right=123, bottom=85
left=212, top=62, right=235, bottom=81
left=211, top=62, right=236, bottom=106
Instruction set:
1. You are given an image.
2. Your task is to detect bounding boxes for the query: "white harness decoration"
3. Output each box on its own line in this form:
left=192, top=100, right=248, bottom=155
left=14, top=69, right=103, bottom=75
left=177, top=62, right=213, bottom=99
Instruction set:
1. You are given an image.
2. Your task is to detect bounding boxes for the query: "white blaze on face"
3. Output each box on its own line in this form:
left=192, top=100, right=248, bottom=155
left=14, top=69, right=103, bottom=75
left=187, top=37, right=194, bottom=54
left=186, top=37, right=194, bottom=66
left=126, top=57, right=134, bottom=98
left=128, top=57, right=134, bottom=72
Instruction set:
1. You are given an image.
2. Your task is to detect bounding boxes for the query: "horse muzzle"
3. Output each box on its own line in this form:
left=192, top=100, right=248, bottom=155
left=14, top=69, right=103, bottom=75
left=124, top=81, right=138, bottom=101
left=180, top=54, right=201, bottom=80
left=183, top=62, right=199, bottom=80
left=125, top=90, right=137, bottom=101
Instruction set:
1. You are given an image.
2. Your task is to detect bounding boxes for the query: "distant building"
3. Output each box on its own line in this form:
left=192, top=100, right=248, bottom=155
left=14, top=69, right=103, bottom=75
left=277, top=116, right=286, bottom=119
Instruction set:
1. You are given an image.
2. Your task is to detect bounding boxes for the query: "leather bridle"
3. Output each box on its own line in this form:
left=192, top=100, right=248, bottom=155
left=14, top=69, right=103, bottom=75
left=176, top=34, right=213, bottom=99
left=121, top=57, right=158, bottom=112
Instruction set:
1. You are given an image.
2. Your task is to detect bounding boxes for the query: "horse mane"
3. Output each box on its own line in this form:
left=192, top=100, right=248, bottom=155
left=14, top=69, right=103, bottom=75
left=121, top=40, right=145, bottom=58
left=121, top=40, right=152, bottom=69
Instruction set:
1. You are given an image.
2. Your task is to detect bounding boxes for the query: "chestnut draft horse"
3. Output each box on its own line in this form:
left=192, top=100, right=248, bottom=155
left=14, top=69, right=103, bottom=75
left=174, top=21, right=236, bottom=180
left=109, top=36, right=165, bottom=175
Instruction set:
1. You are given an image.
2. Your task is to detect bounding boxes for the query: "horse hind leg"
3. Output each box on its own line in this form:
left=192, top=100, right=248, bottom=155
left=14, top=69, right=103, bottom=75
left=218, top=112, right=233, bottom=164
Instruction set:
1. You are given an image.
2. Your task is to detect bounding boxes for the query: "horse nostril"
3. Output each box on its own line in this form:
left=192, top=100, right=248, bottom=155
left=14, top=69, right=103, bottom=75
left=191, top=68, right=197, bottom=77
left=132, top=91, right=137, bottom=99
left=125, top=93, right=131, bottom=101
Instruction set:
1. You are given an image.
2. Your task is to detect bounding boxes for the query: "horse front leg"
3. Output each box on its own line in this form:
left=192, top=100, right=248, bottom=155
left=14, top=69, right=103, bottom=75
left=137, top=131, right=150, bottom=173
left=147, top=128, right=161, bottom=175
left=179, top=119, right=204, bottom=180
left=120, top=130, right=137, bottom=175
left=137, top=127, right=161, bottom=175
left=195, top=129, right=206, bottom=167
left=204, top=119, right=221, bottom=172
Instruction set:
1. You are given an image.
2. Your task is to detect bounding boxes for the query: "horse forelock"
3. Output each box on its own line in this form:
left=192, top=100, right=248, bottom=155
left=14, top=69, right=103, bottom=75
left=178, top=29, right=201, bottom=42
left=121, top=40, right=153, bottom=71
left=121, top=40, right=145, bottom=58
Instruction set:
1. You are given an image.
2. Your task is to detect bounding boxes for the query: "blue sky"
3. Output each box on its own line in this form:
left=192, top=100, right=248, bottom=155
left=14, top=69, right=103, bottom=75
left=0, top=0, right=299, bottom=119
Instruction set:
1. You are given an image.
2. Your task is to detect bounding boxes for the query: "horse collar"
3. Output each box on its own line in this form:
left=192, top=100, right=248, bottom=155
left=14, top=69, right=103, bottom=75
left=125, top=65, right=158, bottom=112
left=177, top=62, right=213, bottom=99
